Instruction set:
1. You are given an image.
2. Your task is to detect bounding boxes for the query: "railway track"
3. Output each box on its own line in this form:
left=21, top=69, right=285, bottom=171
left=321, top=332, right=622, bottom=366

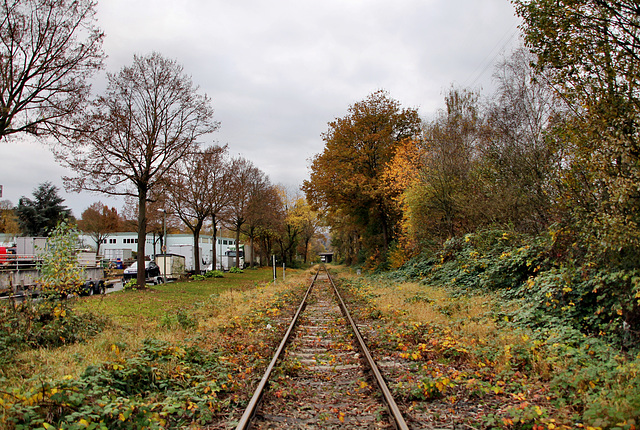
left=236, top=266, right=408, bottom=429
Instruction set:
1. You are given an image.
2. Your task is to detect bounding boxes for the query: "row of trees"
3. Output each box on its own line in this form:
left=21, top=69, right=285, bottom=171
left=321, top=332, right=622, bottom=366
left=152, top=147, right=321, bottom=273
left=306, top=0, right=640, bottom=272
left=1, top=177, right=322, bottom=273
left=300, top=54, right=557, bottom=267
left=0, top=0, right=323, bottom=285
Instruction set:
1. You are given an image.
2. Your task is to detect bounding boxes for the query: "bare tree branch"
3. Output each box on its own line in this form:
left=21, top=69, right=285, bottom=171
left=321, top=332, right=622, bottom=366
left=0, top=0, right=104, bottom=140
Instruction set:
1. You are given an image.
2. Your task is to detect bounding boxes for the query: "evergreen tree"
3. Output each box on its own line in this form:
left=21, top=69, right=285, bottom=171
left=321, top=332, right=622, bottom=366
left=16, top=182, right=71, bottom=236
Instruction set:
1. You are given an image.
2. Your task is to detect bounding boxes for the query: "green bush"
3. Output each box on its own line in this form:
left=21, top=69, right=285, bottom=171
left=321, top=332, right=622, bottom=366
left=123, top=279, right=138, bottom=290
left=229, top=267, right=243, bottom=274
left=204, top=270, right=224, bottom=279
left=390, top=227, right=640, bottom=348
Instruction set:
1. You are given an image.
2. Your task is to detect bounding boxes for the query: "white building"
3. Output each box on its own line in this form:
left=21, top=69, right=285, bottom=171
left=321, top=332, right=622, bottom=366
left=0, top=232, right=242, bottom=268
left=80, top=232, right=237, bottom=267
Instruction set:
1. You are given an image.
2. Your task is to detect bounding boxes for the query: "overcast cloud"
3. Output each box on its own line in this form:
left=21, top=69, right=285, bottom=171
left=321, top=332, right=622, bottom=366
left=0, top=0, right=521, bottom=216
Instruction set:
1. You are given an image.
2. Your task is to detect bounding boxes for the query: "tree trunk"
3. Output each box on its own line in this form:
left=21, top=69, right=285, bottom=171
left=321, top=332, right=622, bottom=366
left=193, top=227, right=201, bottom=274
left=235, top=227, right=241, bottom=268
left=249, top=235, right=255, bottom=268
left=378, top=201, right=389, bottom=252
left=211, top=215, right=217, bottom=271
left=95, top=235, right=101, bottom=258
left=277, top=238, right=286, bottom=266
left=137, top=189, right=148, bottom=288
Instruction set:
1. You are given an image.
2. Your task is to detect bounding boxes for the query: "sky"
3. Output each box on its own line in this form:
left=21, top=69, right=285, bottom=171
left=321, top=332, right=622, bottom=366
left=0, top=0, right=522, bottom=217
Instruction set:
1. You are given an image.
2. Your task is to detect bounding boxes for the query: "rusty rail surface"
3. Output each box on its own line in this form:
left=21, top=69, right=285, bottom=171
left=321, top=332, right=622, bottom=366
left=326, top=267, right=409, bottom=430
left=235, top=265, right=408, bottom=430
left=235, top=268, right=319, bottom=429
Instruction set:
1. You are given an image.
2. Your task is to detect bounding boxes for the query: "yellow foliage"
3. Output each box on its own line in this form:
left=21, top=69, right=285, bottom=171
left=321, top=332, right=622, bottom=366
left=382, top=138, right=427, bottom=257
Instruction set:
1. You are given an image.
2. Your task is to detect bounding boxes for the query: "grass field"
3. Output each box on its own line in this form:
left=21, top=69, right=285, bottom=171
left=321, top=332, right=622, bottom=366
left=3, top=266, right=296, bottom=390
left=76, top=267, right=277, bottom=325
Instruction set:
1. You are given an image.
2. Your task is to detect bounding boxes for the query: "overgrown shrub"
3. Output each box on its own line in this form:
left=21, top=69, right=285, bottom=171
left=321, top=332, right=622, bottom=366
left=390, top=227, right=640, bottom=348
left=38, top=221, right=85, bottom=298
left=1, top=339, right=230, bottom=428
left=0, top=298, right=108, bottom=368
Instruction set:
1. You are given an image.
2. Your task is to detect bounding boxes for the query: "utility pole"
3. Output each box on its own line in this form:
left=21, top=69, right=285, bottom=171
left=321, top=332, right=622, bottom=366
left=272, top=255, right=276, bottom=284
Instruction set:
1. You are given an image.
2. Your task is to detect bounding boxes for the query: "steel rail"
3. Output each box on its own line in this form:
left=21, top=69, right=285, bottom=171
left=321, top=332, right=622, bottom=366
left=326, top=268, right=409, bottom=430
left=235, top=268, right=320, bottom=430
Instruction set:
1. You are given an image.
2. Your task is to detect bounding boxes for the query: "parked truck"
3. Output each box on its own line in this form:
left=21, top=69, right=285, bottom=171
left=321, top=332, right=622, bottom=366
left=208, top=245, right=245, bottom=271
left=226, top=245, right=245, bottom=269
left=167, top=244, right=202, bottom=273
left=16, top=236, right=47, bottom=256
left=1, top=237, right=105, bottom=296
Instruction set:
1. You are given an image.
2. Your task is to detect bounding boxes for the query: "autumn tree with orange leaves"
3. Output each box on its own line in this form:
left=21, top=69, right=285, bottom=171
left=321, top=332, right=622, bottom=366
left=77, top=202, right=120, bottom=256
left=303, top=90, right=421, bottom=267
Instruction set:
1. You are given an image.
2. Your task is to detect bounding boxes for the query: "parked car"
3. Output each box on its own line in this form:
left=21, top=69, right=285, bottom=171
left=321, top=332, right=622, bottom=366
left=123, top=261, right=163, bottom=284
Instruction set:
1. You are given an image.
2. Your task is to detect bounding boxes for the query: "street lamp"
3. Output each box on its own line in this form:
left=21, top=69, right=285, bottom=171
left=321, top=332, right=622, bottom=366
left=162, top=209, right=167, bottom=283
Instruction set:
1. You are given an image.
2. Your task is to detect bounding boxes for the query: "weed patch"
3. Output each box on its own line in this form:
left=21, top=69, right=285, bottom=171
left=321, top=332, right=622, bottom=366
left=0, top=298, right=108, bottom=370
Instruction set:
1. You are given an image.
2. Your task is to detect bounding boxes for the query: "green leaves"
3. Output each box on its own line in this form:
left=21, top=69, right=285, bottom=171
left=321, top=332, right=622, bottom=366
left=2, top=339, right=228, bottom=429
left=515, top=0, right=640, bottom=262
left=38, top=221, right=84, bottom=297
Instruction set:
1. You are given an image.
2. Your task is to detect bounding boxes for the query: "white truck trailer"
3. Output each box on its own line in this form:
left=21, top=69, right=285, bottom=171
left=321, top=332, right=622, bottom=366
left=167, top=244, right=202, bottom=273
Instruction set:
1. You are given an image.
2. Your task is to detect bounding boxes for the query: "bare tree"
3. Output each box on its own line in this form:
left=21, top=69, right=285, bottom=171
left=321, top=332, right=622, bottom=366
left=271, top=187, right=302, bottom=265
left=0, top=0, right=104, bottom=139
left=479, top=47, right=563, bottom=233
left=414, top=88, right=481, bottom=241
left=226, top=156, right=268, bottom=269
left=60, top=52, right=218, bottom=287
left=205, top=147, right=232, bottom=271
left=242, top=181, right=280, bottom=267
left=165, top=146, right=227, bottom=273
left=255, top=190, right=285, bottom=268
left=121, top=192, right=182, bottom=256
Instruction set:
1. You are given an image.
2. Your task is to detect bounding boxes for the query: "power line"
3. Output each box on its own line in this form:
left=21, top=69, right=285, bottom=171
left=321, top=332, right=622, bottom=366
left=463, top=23, right=520, bottom=89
